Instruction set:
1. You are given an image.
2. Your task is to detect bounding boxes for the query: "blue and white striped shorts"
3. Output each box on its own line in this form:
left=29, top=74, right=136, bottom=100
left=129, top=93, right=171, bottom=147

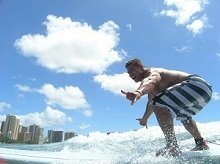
left=151, top=75, right=212, bottom=122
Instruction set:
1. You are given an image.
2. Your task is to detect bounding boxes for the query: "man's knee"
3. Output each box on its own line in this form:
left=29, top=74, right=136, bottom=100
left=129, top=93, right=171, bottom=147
left=153, top=106, right=173, bottom=124
left=182, top=118, right=197, bottom=131
left=181, top=117, right=193, bottom=125
left=153, top=106, right=171, bottom=116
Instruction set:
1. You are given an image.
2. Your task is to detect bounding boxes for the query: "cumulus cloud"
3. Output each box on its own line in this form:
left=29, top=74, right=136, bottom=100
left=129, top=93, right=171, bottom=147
left=83, top=109, right=93, bottom=117
left=212, top=92, right=220, bottom=101
left=14, top=83, right=92, bottom=117
left=0, top=115, right=6, bottom=122
left=174, top=45, right=192, bottom=53
left=93, top=73, right=139, bottom=95
left=15, top=84, right=33, bottom=92
left=126, top=24, right=133, bottom=31
left=18, top=106, right=72, bottom=127
left=38, top=83, right=92, bottom=116
left=160, top=0, right=209, bottom=35
left=186, top=15, right=208, bottom=34
left=0, top=101, right=11, bottom=111
left=79, top=123, right=91, bottom=130
left=15, top=15, right=125, bottom=74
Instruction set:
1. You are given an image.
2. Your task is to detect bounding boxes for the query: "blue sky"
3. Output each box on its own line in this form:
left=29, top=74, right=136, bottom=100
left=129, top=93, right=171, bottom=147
left=0, top=0, right=220, bottom=135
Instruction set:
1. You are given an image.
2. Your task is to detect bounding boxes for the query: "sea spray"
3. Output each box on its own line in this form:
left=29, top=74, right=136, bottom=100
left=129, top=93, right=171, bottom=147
left=0, top=121, right=220, bottom=163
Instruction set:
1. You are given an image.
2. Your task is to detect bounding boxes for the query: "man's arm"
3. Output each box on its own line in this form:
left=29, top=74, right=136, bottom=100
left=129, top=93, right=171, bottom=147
left=121, top=71, right=161, bottom=105
left=137, top=104, right=153, bottom=127
left=136, top=72, right=161, bottom=95
left=137, top=95, right=154, bottom=127
left=142, top=102, right=154, bottom=121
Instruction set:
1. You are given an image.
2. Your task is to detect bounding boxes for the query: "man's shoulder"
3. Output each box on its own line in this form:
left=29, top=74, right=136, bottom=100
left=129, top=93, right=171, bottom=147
left=150, top=68, right=168, bottom=75
left=150, top=67, right=168, bottom=71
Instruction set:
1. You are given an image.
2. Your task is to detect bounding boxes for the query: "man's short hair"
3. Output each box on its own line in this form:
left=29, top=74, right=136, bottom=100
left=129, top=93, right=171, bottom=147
left=125, top=58, right=143, bottom=68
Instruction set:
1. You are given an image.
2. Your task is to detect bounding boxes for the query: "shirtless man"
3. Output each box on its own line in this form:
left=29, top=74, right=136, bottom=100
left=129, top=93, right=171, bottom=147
left=121, top=59, right=212, bottom=156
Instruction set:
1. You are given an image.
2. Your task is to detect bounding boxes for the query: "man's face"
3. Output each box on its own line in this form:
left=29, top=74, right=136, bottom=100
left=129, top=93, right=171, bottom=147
left=127, top=64, right=143, bottom=82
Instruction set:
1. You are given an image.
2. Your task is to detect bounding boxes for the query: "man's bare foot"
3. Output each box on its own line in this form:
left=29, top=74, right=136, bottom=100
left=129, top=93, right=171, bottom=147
left=156, top=147, right=167, bottom=156
left=156, top=146, right=182, bottom=157
left=191, top=138, right=209, bottom=151
left=191, top=144, right=209, bottom=151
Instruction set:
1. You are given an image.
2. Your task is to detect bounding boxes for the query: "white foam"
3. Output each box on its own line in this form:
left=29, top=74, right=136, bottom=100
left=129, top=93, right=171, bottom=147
left=0, top=148, right=120, bottom=163
left=0, top=121, right=220, bottom=163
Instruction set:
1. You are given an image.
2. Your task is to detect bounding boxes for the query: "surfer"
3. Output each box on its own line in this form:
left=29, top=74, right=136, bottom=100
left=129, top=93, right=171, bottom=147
left=121, top=59, right=212, bottom=156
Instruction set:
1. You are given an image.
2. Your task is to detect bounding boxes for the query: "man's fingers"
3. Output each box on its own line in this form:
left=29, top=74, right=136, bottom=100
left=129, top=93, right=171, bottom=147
left=121, top=90, right=128, bottom=95
left=136, top=118, right=147, bottom=128
left=131, top=95, right=138, bottom=105
left=131, top=100, right=136, bottom=105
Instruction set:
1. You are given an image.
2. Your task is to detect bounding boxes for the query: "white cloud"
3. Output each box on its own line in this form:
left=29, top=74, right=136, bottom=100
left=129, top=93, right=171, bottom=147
left=29, top=77, right=36, bottom=82
left=83, top=109, right=93, bottom=117
left=18, top=106, right=72, bottom=127
left=15, top=15, right=125, bottom=74
left=38, top=83, right=90, bottom=111
left=14, top=83, right=92, bottom=117
left=93, top=73, right=139, bottom=95
left=126, top=24, right=133, bottom=31
left=212, top=92, right=220, bottom=101
left=174, top=45, right=192, bottom=53
left=79, top=123, right=91, bottom=130
left=15, top=84, right=33, bottom=92
left=216, top=53, right=220, bottom=58
left=186, top=15, right=207, bottom=35
left=160, top=0, right=209, bottom=34
left=0, top=101, right=11, bottom=111
left=0, top=115, right=6, bottom=123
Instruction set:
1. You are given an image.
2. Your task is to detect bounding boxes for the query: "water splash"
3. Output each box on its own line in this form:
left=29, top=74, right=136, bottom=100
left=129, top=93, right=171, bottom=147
left=0, top=121, right=220, bottom=163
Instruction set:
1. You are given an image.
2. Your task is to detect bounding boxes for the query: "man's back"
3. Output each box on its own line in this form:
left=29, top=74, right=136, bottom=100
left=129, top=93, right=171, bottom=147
left=147, top=68, right=191, bottom=94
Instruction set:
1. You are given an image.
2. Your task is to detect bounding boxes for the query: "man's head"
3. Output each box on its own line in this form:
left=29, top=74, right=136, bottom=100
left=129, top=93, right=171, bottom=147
left=125, top=58, right=143, bottom=69
left=125, top=58, right=145, bottom=82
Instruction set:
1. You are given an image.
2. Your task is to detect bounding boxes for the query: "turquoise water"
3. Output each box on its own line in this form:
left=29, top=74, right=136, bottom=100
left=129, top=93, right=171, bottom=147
left=0, top=121, right=220, bottom=164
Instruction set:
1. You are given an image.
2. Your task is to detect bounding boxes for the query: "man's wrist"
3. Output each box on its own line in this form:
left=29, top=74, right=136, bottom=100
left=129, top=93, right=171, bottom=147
left=136, top=90, right=142, bottom=95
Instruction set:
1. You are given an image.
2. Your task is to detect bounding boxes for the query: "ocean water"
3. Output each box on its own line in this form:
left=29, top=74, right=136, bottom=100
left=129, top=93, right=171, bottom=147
left=0, top=121, right=220, bottom=164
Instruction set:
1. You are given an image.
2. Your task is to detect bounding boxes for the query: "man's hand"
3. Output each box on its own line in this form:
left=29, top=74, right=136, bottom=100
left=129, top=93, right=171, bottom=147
left=121, top=90, right=141, bottom=105
left=136, top=118, right=148, bottom=128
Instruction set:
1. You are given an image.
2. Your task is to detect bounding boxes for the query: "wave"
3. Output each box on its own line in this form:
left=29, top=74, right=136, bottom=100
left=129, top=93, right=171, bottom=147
left=0, top=121, right=220, bottom=163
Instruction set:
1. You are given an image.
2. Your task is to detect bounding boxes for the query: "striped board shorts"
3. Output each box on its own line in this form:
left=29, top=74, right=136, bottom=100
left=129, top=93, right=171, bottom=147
left=150, top=75, right=212, bottom=122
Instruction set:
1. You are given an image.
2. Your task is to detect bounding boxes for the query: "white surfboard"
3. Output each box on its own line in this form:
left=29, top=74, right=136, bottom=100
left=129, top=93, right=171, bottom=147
left=181, top=143, right=220, bottom=158
left=0, top=148, right=116, bottom=163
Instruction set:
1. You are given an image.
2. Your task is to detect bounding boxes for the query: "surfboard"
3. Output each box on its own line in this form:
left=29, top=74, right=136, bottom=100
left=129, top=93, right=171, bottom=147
left=181, top=143, right=220, bottom=159
left=0, top=148, right=115, bottom=163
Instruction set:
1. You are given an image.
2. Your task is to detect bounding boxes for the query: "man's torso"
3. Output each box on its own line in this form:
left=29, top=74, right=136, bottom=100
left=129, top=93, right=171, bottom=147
left=147, top=68, right=191, bottom=97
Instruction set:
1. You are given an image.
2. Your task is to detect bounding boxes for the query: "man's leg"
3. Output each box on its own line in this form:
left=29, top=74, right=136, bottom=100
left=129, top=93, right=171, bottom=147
left=182, top=119, right=209, bottom=151
left=182, top=119, right=202, bottom=138
left=153, top=106, right=181, bottom=156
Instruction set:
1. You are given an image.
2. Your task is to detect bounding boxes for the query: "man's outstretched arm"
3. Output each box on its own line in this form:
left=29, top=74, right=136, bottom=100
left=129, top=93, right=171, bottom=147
left=137, top=96, right=154, bottom=127
left=136, top=72, right=161, bottom=95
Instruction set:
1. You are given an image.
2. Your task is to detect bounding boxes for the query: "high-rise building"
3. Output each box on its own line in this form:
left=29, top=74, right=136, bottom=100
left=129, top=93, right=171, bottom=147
left=0, top=121, right=5, bottom=134
left=0, top=121, right=5, bottom=139
left=18, top=125, right=31, bottom=143
left=18, top=132, right=32, bottom=143
left=53, top=131, right=64, bottom=142
left=29, top=124, right=44, bottom=144
left=2, top=115, right=20, bottom=140
left=47, top=130, right=64, bottom=143
left=19, top=125, right=28, bottom=133
left=64, top=132, right=77, bottom=140
left=47, top=130, right=54, bottom=143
